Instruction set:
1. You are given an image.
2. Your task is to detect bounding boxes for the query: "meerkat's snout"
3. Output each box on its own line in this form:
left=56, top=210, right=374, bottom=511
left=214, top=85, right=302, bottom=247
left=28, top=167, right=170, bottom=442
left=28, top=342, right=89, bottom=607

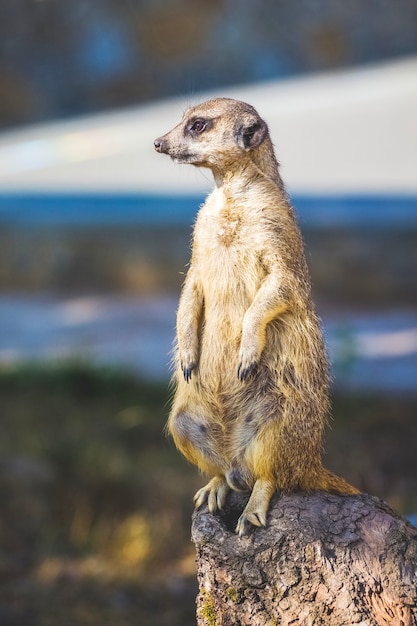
left=154, top=136, right=168, bottom=153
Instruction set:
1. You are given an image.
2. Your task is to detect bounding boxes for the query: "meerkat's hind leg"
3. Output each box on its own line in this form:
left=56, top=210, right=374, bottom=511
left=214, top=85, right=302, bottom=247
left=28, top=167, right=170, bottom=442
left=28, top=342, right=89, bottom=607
left=236, top=478, right=275, bottom=536
left=194, top=475, right=230, bottom=513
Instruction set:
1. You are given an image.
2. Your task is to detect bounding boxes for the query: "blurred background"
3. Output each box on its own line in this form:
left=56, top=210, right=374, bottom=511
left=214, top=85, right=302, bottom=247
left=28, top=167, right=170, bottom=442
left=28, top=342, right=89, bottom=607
left=0, top=1, right=416, bottom=624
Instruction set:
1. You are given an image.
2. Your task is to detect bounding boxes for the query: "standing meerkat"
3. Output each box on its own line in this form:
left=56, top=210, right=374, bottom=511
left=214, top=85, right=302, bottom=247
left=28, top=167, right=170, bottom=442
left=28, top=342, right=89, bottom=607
left=154, top=97, right=358, bottom=536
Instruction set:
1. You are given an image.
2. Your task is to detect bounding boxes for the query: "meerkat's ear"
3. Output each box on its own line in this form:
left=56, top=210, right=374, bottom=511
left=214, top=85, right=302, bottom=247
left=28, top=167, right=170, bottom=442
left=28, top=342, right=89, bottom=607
left=235, top=119, right=268, bottom=151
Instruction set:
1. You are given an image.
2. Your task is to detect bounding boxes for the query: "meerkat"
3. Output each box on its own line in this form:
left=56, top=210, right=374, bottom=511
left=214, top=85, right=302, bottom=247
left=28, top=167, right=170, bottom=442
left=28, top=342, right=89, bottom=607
left=154, top=97, right=358, bottom=536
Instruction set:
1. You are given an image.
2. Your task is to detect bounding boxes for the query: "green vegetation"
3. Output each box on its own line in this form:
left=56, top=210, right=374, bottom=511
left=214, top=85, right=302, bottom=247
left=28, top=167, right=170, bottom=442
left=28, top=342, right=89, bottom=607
left=0, top=361, right=415, bottom=625
left=226, top=587, right=241, bottom=603
left=200, top=589, right=217, bottom=626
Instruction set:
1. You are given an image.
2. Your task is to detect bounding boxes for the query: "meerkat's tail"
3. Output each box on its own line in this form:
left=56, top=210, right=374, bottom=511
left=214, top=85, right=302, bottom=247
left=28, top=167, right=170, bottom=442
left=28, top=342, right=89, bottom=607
left=314, top=467, right=360, bottom=495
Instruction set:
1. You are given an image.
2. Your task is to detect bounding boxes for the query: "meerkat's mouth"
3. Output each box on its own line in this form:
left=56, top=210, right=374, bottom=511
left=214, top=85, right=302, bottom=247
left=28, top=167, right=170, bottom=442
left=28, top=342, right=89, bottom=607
left=171, top=153, right=200, bottom=165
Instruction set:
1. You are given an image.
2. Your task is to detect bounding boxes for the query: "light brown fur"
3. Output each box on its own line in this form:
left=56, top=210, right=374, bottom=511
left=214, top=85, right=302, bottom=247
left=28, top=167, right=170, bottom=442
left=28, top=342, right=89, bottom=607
left=154, top=98, right=358, bottom=535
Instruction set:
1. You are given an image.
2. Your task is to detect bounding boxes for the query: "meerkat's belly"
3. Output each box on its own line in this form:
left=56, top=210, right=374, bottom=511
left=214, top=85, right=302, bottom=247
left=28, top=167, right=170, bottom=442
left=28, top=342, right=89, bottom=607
left=197, top=248, right=263, bottom=382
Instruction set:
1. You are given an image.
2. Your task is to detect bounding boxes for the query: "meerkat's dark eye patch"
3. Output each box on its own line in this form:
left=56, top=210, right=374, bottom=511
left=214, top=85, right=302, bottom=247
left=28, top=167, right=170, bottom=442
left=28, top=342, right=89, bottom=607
left=186, top=118, right=212, bottom=135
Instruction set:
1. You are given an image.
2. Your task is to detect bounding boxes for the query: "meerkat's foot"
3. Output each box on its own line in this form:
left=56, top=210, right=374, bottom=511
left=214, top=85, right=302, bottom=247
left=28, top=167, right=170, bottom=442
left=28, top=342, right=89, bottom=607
left=235, top=478, right=275, bottom=536
left=194, top=475, right=230, bottom=513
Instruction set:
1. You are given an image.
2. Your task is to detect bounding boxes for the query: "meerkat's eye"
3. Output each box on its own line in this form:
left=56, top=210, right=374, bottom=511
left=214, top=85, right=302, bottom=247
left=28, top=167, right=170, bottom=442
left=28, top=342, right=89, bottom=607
left=189, top=119, right=207, bottom=133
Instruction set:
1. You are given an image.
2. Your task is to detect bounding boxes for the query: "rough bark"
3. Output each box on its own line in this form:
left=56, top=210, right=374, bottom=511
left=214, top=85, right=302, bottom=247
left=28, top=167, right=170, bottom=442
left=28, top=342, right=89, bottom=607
left=191, top=492, right=417, bottom=626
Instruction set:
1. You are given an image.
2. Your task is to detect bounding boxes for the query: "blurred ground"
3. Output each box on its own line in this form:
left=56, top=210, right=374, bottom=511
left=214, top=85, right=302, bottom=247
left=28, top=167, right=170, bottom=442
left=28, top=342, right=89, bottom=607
left=0, top=364, right=199, bottom=626
left=0, top=362, right=415, bottom=625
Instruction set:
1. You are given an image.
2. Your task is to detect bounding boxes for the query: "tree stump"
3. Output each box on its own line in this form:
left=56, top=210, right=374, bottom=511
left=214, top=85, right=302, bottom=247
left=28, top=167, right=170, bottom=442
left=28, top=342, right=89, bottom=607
left=191, top=491, right=417, bottom=625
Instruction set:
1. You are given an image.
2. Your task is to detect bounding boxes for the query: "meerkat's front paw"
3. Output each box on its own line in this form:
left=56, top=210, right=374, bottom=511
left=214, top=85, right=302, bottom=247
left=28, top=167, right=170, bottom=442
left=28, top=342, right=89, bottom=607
left=237, top=345, right=260, bottom=381
left=179, top=349, right=198, bottom=382
left=237, top=335, right=263, bottom=381
left=181, top=361, right=196, bottom=382
left=194, top=476, right=229, bottom=513
left=237, top=358, right=257, bottom=381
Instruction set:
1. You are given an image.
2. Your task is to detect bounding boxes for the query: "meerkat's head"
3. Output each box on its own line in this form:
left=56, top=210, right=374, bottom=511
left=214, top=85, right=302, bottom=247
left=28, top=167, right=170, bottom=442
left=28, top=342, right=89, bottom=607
left=154, top=98, right=271, bottom=173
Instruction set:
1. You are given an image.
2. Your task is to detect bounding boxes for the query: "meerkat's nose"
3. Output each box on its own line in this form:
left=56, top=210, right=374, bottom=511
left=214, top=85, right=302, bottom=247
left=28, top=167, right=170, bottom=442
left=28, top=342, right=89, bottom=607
left=154, top=137, right=167, bottom=153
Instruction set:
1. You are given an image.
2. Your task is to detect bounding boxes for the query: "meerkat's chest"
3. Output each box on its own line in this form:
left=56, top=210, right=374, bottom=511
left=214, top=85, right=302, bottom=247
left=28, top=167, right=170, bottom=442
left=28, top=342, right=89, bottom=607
left=192, top=189, right=267, bottom=302
left=196, top=188, right=257, bottom=252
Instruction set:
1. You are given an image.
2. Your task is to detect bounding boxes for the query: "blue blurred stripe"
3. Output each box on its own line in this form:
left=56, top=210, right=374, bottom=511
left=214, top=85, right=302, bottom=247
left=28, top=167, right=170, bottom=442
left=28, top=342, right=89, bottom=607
left=0, top=193, right=416, bottom=228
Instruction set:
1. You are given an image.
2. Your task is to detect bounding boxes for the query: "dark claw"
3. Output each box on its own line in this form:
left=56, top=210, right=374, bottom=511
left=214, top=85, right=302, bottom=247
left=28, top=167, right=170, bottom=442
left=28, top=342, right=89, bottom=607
left=237, top=362, right=256, bottom=382
left=182, top=364, right=194, bottom=382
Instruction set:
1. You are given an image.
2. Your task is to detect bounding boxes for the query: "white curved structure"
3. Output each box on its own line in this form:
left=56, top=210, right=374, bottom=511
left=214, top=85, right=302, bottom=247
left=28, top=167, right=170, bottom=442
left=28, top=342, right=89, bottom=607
left=0, top=56, right=415, bottom=195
